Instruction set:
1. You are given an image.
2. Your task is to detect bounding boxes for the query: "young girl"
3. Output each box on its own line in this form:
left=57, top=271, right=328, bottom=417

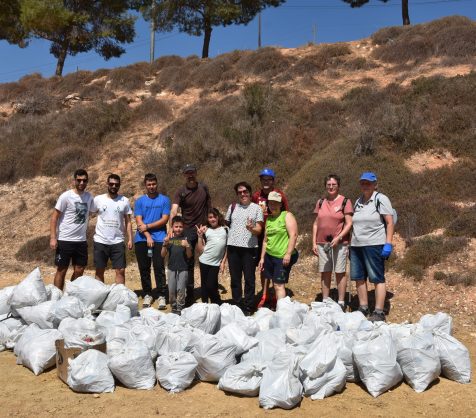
left=196, top=208, right=228, bottom=305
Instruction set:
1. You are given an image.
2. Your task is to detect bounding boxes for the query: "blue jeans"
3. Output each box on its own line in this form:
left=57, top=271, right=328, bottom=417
left=350, top=245, right=385, bottom=284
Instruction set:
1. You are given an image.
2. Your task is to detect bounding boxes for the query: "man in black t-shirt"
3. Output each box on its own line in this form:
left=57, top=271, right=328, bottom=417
left=170, top=164, right=211, bottom=306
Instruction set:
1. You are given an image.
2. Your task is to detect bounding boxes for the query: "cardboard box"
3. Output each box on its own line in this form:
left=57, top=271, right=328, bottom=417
left=55, top=339, right=107, bottom=384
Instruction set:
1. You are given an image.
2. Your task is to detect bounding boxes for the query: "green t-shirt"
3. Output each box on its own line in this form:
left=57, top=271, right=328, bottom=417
left=265, top=211, right=290, bottom=258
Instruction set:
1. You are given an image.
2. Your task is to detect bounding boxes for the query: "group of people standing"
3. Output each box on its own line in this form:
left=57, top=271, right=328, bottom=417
left=49, top=165, right=395, bottom=322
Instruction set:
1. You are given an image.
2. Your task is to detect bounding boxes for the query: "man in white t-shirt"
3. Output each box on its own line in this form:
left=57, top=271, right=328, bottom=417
left=50, top=169, right=96, bottom=290
left=92, top=174, right=133, bottom=284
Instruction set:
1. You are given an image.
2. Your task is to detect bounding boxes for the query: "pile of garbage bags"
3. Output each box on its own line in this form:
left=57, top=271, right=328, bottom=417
left=0, top=268, right=472, bottom=409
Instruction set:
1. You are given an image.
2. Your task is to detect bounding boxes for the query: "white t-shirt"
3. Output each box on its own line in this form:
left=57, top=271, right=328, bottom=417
left=199, top=227, right=228, bottom=266
left=93, top=194, right=132, bottom=245
left=55, top=190, right=95, bottom=242
left=225, top=202, right=263, bottom=248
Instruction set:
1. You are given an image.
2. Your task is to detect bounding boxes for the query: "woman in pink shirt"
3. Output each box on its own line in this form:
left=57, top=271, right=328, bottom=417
left=312, top=174, right=353, bottom=311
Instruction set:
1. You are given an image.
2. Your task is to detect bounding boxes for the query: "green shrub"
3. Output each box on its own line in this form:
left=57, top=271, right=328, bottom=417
left=292, top=43, right=351, bottom=74
left=445, top=207, right=476, bottom=238
left=434, top=270, right=476, bottom=286
left=132, top=97, right=172, bottom=124
left=237, top=47, right=294, bottom=77
left=109, top=66, right=147, bottom=90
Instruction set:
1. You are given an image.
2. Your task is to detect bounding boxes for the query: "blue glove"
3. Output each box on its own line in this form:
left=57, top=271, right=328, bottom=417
left=381, top=243, right=393, bottom=258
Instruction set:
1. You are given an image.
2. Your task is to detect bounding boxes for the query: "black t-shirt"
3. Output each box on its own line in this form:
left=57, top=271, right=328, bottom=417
left=173, top=182, right=211, bottom=229
left=167, top=235, right=189, bottom=271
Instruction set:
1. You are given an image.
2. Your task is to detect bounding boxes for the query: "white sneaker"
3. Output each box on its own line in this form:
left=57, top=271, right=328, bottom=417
left=158, top=296, right=166, bottom=310
left=142, top=295, right=153, bottom=308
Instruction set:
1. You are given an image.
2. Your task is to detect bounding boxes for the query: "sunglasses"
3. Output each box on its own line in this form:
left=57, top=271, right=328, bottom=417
left=75, top=179, right=88, bottom=183
left=108, top=182, right=120, bottom=187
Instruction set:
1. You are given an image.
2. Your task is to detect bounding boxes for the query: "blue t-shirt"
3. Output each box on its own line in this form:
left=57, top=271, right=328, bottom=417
left=134, top=194, right=171, bottom=243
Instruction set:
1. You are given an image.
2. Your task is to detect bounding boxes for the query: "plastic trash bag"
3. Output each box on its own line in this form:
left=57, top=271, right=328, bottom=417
left=219, top=303, right=245, bottom=328
left=419, top=312, right=453, bottom=335
left=64, top=276, right=110, bottom=309
left=396, top=329, right=441, bottom=392
left=191, top=335, right=237, bottom=382
left=0, top=322, right=10, bottom=351
left=45, top=284, right=63, bottom=302
left=180, top=303, right=221, bottom=334
left=234, top=316, right=260, bottom=337
left=1, top=316, right=27, bottom=350
left=156, top=325, right=204, bottom=356
left=47, top=296, right=86, bottom=327
left=218, top=361, right=266, bottom=397
left=353, top=331, right=403, bottom=397
left=254, top=308, right=274, bottom=332
left=17, top=300, right=55, bottom=329
left=336, top=311, right=368, bottom=332
left=241, top=328, right=287, bottom=365
left=8, top=268, right=47, bottom=315
left=299, top=335, right=346, bottom=399
left=0, top=286, right=15, bottom=315
left=156, top=351, right=198, bottom=393
left=105, top=322, right=133, bottom=358
left=286, top=325, right=320, bottom=347
left=108, top=341, right=156, bottom=390
left=334, top=331, right=359, bottom=382
left=127, top=322, right=159, bottom=360
left=269, top=297, right=308, bottom=331
left=59, top=317, right=105, bottom=349
left=139, top=307, right=164, bottom=324
left=259, top=351, right=303, bottom=410
left=101, top=284, right=138, bottom=316
left=215, top=323, right=258, bottom=355
left=67, top=349, right=114, bottom=393
left=96, top=305, right=131, bottom=335
left=14, top=324, right=62, bottom=375
left=433, top=330, right=471, bottom=384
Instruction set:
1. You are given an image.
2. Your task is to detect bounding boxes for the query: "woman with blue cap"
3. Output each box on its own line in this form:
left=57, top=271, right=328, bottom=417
left=350, top=172, right=395, bottom=322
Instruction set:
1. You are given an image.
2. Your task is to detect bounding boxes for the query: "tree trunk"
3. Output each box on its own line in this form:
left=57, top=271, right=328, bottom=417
left=401, top=0, right=410, bottom=26
left=202, top=23, right=212, bottom=58
left=55, top=46, right=68, bottom=76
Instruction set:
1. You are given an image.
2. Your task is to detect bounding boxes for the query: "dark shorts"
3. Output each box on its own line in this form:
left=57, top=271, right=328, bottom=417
left=93, top=241, right=126, bottom=269
left=263, top=251, right=299, bottom=284
left=55, top=240, right=88, bottom=267
left=350, top=245, right=385, bottom=284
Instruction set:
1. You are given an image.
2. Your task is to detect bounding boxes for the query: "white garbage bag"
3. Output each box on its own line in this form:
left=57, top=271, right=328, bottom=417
left=0, top=322, right=10, bottom=351
left=45, top=284, right=63, bottom=301
left=241, top=328, right=286, bottom=365
left=191, top=335, right=237, bottom=382
left=59, top=317, right=105, bottom=349
left=17, top=300, right=55, bottom=329
left=96, top=305, right=131, bottom=336
left=108, top=341, right=156, bottom=390
left=8, top=268, right=47, bottom=315
left=254, top=307, right=274, bottom=332
left=106, top=322, right=133, bottom=358
left=101, top=284, right=138, bottom=316
left=47, top=296, right=85, bottom=327
left=0, top=286, right=15, bottom=315
left=156, top=325, right=204, bottom=356
left=156, top=351, right=198, bottom=393
left=286, top=325, right=320, bottom=347
left=67, top=349, right=114, bottom=393
left=419, top=312, right=453, bottom=335
left=353, top=331, right=403, bottom=397
left=259, top=352, right=303, bottom=410
left=336, top=311, right=368, bottom=332
left=234, top=316, right=260, bottom=337
left=433, top=330, right=471, bottom=384
left=218, top=361, right=266, bottom=397
left=64, top=276, right=110, bottom=309
left=269, top=297, right=308, bottom=331
left=180, top=303, right=221, bottom=334
left=139, top=307, right=164, bottom=325
left=219, top=303, right=245, bottom=328
left=334, top=331, right=359, bottom=382
left=299, top=335, right=346, bottom=399
left=127, top=322, right=159, bottom=360
left=14, top=324, right=62, bottom=375
left=215, top=323, right=258, bottom=355
left=1, top=316, right=27, bottom=350
left=396, top=329, right=441, bottom=392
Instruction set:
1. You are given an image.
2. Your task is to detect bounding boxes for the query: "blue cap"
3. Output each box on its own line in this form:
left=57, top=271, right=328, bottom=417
left=359, top=172, right=377, bottom=182
left=259, top=168, right=275, bottom=178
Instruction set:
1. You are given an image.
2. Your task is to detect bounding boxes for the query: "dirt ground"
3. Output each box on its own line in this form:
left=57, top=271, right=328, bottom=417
left=1, top=259, right=475, bottom=418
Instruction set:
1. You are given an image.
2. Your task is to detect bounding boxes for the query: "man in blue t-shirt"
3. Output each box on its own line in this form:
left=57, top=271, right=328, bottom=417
left=134, top=173, right=171, bottom=309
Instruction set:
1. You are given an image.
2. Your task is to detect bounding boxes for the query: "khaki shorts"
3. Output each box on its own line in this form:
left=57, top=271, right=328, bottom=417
left=317, top=243, right=348, bottom=273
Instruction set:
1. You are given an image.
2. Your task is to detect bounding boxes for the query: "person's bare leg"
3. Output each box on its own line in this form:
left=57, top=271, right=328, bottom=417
left=274, top=283, right=286, bottom=300
left=320, top=271, right=332, bottom=299
left=95, top=268, right=106, bottom=282
left=374, top=282, right=386, bottom=311
left=355, top=279, right=368, bottom=307
left=115, top=268, right=126, bottom=285
left=72, top=265, right=85, bottom=280
left=335, top=273, right=347, bottom=302
left=54, top=266, right=68, bottom=290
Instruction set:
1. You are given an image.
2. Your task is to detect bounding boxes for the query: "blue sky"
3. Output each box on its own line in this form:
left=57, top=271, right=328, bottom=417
left=0, top=0, right=474, bottom=82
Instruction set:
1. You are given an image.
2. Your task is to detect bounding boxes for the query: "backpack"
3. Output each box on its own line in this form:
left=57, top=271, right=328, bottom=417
left=317, top=197, right=349, bottom=214
left=375, top=192, right=398, bottom=226
left=225, top=202, right=237, bottom=228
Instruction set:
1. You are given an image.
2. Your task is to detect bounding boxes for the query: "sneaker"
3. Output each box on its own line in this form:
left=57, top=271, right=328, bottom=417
left=142, top=295, right=153, bottom=308
left=369, top=311, right=386, bottom=322
left=157, top=296, right=167, bottom=310
left=171, top=309, right=181, bottom=316
left=358, top=306, right=369, bottom=317
left=257, top=294, right=268, bottom=309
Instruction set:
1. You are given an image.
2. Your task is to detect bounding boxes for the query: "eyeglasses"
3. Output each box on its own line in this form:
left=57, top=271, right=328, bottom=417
left=326, top=184, right=338, bottom=188
left=75, top=179, right=88, bottom=183
left=237, top=190, right=249, bottom=195
left=108, top=183, right=120, bottom=187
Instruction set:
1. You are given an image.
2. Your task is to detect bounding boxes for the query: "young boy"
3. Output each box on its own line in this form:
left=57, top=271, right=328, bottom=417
left=161, top=216, right=192, bottom=315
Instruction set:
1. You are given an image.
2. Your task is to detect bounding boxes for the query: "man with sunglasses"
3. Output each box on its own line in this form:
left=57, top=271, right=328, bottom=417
left=50, top=169, right=96, bottom=290
left=92, top=174, right=133, bottom=284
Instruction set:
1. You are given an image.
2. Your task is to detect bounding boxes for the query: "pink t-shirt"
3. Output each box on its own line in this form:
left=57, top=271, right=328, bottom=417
left=313, top=195, right=353, bottom=244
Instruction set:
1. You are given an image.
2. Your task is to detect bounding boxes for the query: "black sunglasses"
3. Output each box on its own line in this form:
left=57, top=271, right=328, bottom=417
left=75, top=179, right=88, bottom=183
